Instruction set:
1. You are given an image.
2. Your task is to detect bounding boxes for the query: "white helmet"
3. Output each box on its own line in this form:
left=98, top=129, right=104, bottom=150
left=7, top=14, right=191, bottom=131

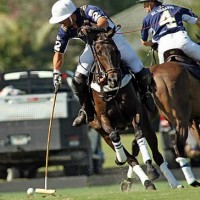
left=49, top=0, right=76, bottom=24
left=138, top=0, right=163, bottom=3
left=156, top=0, right=163, bottom=3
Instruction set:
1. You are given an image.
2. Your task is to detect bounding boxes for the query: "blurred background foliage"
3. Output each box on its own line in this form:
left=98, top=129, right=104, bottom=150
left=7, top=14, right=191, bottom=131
left=0, top=0, right=199, bottom=72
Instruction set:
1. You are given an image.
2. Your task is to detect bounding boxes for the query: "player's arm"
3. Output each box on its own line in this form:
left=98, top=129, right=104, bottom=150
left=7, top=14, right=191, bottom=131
left=196, top=17, right=200, bottom=28
left=97, top=17, right=109, bottom=28
left=141, top=39, right=154, bottom=47
left=53, top=52, right=64, bottom=71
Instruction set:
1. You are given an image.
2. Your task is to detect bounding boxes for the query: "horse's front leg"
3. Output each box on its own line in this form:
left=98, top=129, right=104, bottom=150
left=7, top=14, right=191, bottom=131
left=121, top=159, right=156, bottom=191
left=101, top=114, right=127, bottom=164
left=100, top=114, right=156, bottom=190
left=174, top=124, right=200, bottom=187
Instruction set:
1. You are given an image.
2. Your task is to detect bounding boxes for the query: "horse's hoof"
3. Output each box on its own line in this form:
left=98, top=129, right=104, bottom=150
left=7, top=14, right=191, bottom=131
left=147, top=167, right=160, bottom=181
left=120, top=179, right=133, bottom=192
left=176, top=185, right=184, bottom=189
left=144, top=180, right=156, bottom=190
left=190, top=181, right=200, bottom=187
left=115, top=158, right=126, bottom=166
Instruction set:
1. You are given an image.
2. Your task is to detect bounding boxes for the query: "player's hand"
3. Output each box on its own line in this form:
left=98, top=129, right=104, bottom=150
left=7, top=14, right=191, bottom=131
left=53, top=70, right=62, bottom=92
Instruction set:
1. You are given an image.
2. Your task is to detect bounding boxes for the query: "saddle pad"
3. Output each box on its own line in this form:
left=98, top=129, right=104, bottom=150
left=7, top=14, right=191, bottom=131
left=184, top=64, right=200, bottom=80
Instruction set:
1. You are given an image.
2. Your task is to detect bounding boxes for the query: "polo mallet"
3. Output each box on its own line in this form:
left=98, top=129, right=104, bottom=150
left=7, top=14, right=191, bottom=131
left=35, top=86, right=59, bottom=195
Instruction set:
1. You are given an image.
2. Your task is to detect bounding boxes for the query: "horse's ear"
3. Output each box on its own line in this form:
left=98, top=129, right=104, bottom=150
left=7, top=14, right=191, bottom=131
left=106, top=28, right=115, bottom=38
left=106, top=25, right=121, bottom=38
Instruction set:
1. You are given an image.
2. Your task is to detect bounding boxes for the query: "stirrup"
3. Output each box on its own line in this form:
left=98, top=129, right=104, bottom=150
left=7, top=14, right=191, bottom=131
left=79, top=109, right=88, bottom=122
left=72, top=109, right=94, bottom=127
left=72, top=109, right=87, bottom=127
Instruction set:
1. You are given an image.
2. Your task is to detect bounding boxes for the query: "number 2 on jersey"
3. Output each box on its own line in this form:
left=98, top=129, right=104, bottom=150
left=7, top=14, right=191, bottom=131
left=159, top=10, right=177, bottom=28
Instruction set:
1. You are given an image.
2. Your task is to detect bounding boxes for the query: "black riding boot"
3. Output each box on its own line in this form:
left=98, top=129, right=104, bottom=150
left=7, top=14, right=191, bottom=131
left=71, top=72, right=95, bottom=127
left=72, top=92, right=95, bottom=127
left=134, top=68, right=156, bottom=112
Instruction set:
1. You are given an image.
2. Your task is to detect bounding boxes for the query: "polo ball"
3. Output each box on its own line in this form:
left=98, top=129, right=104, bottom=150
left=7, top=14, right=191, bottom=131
left=27, top=188, right=34, bottom=195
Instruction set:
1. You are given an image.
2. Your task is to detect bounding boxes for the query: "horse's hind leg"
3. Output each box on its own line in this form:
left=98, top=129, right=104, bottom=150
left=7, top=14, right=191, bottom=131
left=174, top=122, right=200, bottom=187
left=141, top=110, right=183, bottom=188
left=132, top=114, right=159, bottom=181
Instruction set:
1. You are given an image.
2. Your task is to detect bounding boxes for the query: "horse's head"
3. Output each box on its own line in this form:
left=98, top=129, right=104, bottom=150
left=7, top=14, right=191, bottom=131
left=93, top=28, right=121, bottom=88
left=78, top=25, right=121, bottom=88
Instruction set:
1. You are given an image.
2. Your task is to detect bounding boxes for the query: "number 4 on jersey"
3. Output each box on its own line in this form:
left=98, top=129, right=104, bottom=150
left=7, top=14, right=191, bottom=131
left=159, top=10, right=177, bottom=28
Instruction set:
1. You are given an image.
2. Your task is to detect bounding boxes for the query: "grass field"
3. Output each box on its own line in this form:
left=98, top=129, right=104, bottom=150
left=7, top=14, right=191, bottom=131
left=1, top=134, right=198, bottom=200
left=0, top=181, right=199, bottom=200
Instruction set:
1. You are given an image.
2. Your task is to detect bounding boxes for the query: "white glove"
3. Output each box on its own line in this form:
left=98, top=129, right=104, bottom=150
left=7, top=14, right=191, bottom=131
left=53, top=70, right=62, bottom=91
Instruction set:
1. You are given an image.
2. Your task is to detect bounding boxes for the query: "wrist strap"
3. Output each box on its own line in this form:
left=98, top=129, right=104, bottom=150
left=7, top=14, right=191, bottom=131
left=53, top=69, right=61, bottom=74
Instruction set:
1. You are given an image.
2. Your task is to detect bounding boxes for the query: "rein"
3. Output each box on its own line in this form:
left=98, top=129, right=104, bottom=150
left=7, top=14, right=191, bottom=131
left=143, top=48, right=157, bottom=66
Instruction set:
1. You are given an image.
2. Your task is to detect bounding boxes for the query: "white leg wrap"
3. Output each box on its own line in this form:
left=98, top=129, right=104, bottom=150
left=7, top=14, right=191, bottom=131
left=160, top=162, right=182, bottom=188
left=133, top=165, right=149, bottom=185
left=127, top=165, right=135, bottom=179
left=137, top=137, right=151, bottom=164
left=112, top=141, right=127, bottom=163
left=176, top=157, right=195, bottom=185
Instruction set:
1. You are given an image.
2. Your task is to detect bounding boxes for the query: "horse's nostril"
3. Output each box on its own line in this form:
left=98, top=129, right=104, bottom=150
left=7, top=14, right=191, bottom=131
left=108, top=78, right=117, bottom=88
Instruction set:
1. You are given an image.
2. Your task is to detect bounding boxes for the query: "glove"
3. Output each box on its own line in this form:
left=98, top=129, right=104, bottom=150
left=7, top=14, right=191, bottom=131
left=53, top=70, right=62, bottom=91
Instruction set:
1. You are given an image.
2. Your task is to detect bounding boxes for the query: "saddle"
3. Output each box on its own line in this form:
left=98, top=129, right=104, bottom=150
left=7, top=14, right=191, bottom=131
left=163, top=49, right=200, bottom=80
left=163, top=49, right=199, bottom=66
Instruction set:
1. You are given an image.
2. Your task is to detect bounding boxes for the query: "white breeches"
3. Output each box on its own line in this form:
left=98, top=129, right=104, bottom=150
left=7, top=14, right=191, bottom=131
left=158, top=31, right=200, bottom=64
left=76, top=34, right=143, bottom=76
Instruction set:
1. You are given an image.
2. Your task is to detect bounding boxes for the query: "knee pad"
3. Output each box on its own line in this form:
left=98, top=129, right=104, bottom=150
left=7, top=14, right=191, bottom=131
left=72, top=72, right=87, bottom=85
left=72, top=72, right=87, bottom=92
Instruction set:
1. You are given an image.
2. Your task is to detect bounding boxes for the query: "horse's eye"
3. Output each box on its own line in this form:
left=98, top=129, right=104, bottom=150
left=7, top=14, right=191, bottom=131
left=111, top=46, right=117, bottom=53
left=97, top=51, right=102, bottom=57
left=95, top=44, right=102, bottom=57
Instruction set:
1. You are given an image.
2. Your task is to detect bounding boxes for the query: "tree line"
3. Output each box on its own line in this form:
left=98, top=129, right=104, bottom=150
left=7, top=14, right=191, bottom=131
left=0, top=0, right=199, bottom=72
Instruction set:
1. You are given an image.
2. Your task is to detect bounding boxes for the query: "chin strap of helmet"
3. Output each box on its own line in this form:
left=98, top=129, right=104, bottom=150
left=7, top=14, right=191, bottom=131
left=69, top=16, right=73, bottom=26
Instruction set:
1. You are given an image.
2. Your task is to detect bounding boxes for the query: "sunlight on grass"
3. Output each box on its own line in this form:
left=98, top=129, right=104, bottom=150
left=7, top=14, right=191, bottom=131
left=1, top=181, right=200, bottom=200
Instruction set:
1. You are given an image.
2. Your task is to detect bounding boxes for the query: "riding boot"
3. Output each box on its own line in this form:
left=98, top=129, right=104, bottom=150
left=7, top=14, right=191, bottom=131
left=71, top=72, right=95, bottom=127
left=134, top=68, right=156, bottom=112
left=73, top=91, right=95, bottom=127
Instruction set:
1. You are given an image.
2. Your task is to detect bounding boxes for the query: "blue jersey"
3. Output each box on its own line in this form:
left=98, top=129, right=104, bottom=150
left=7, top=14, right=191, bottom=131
left=54, top=5, right=115, bottom=53
left=141, top=4, right=198, bottom=43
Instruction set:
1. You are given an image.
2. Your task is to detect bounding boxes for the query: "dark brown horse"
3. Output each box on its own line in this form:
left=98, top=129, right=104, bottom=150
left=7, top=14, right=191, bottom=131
left=150, top=49, right=200, bottom=187
left=78, top=26, right=181, bottom=190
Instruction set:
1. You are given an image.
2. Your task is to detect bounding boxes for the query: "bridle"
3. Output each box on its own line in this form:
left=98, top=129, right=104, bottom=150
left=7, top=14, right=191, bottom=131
left=77, top=26, right=122, bottom=101
left=91, top=33, right=122, bottom=101
left=93, top=38, right=121, bottom=78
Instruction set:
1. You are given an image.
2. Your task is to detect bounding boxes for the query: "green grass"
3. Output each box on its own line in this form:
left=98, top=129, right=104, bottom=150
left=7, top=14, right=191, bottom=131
left=0, top=133, right=199, bottom=200
left=102, top=133, right=163, bottom=168
left=0, top=181, right=199, bottom=200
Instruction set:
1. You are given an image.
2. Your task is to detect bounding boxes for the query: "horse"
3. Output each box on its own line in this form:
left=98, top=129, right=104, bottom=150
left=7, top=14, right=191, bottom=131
left=150, top=48, right=200, bottom=187
left=78, top=25, right=182, bottom=190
